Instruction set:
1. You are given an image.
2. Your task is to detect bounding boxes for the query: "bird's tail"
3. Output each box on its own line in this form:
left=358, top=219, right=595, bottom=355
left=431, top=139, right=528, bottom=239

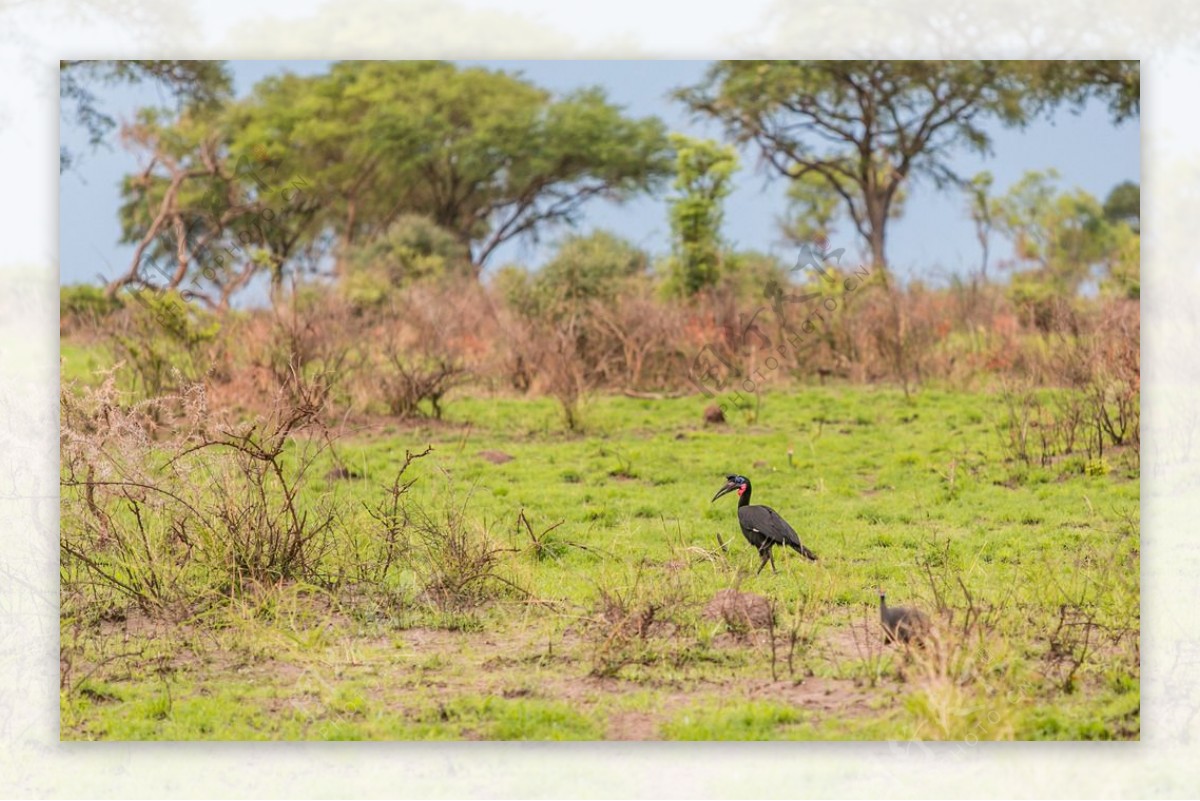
left=789, top=541, right=818, bottom=561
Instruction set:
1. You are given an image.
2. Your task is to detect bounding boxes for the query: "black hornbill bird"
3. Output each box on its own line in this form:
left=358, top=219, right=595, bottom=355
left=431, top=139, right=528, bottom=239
left=711, top=475, right=818, bottom=575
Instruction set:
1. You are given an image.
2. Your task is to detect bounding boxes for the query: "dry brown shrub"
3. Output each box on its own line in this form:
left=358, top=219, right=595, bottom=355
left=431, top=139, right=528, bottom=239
left=586, top=566, right=689, bottom=678
left=703, top=589, right=774, bottom=633
left=74, top=273, right=1139, bottom=430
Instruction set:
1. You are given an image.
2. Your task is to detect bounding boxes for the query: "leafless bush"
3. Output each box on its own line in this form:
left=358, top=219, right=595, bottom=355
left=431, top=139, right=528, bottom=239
left=1044, top=601, right=1102, bottom=694
left=61, top=373, right=342, bottom=619
left=287, top=436, right=526, bottom=618
left=1050, top=390, right=1087, bottom=457
left=378, top=350, right=467, bottom=419
left=854, top=284, right=951, bottom=393
left=540, top=313, right=592, bottom=431
left=1084, top=306, right=1140, bottom=451
left=514, top=508, right=603, bottom=563
left=997, top=376, right=1102, bottom=469
left=258, top=292, right=354, bottom=413
left=586, top=565, right=687, bottom=678
left=195, top=400, right=340, bottom=587
left=1045, top=300, right=1140, bottom=457
left=590, top=294, right=692, bottom=391
left=60, top=376, right=208, bottom=614
left=362, top=284, right=479, bottom=419
left=997, top=376, right=1042, bottom=465
left=1036, top=530, right=1139, bottom=694
left=351, top=446, right=433, bottom=586
left=394, top=476, right=523, bottom=613
left=914, top=558, right=1013, bottom=689
left=892, top=554, right=1027, bottom=739
left=765, top=590, right=822, bottom=682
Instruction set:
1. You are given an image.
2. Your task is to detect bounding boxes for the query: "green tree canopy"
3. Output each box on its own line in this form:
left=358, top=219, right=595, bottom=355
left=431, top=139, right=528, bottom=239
left=782, top=171, right=841, bottom=251
left=542, top=230, right=649, bottom=302
left=342, top=214, right=473, bottom=310
left=1020, top=61, right=1140, bottom=124
left=112, top=61, right=673, bottom=305
left=230, top=61, right=673, bottom=272
left=1103, top=180, right=1140, bottom=233
left=665, top=134, right=739, bottom=296
left=993, top=169, right=1138, bottom=298
left=114, top=105, right=322, bottom=308
left=677, top=60, right=1140, bottom=281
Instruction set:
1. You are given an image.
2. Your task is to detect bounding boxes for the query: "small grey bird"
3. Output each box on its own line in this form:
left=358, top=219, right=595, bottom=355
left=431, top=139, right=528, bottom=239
left=878, top=589, right=930, bottom=645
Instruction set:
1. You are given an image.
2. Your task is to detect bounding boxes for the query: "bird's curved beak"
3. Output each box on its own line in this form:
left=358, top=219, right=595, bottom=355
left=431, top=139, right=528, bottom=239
left=711, top=483, right=735, bottom=502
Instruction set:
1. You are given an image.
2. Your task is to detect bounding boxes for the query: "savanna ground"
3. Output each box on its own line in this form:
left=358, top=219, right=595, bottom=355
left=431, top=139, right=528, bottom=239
left=59, top=375, right=1139, bottom=741
left=56, top=58, right=1142, bottom=741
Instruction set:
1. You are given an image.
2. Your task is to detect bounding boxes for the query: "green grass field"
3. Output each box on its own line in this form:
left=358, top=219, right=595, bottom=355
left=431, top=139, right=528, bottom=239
left=60, top=386, right=1140, bottom=741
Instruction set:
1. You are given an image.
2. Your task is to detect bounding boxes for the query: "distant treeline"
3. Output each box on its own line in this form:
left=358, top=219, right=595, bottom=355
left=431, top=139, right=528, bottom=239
left=60, top=60, right=1138, bottom=309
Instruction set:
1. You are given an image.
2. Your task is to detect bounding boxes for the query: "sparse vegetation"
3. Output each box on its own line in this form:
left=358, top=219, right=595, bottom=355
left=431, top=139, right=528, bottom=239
left=58, top=57, right=1139, bottom=742
left=60, top=377, right=1139, bottom=740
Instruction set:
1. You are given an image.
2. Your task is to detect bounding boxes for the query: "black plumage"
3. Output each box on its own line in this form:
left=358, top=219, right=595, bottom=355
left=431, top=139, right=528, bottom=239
left=878, top=589, right=930, bottom=645
left=711, top=474, right=818, bottom=575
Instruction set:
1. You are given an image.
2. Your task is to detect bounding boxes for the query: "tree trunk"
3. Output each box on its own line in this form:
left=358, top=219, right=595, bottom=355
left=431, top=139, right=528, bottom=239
left=861, top=183, right=891, bottom=287
left=868, top=227, right=887, bottom=278
left=866, top=206, right=890, bottom=287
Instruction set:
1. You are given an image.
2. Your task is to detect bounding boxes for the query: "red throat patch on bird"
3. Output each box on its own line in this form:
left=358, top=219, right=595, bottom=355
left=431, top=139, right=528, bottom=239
left=736, top=485, right=746, bottom=496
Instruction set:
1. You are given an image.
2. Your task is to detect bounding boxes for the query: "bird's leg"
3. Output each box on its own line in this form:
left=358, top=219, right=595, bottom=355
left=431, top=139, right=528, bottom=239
left=756, top=550, right=770, bottom=576
left=769, top=550, right=777, bottom=573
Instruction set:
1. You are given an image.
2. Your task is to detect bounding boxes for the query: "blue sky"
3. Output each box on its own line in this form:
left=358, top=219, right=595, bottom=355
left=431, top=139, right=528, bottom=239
left=59, top=60, right=1140, bottom=289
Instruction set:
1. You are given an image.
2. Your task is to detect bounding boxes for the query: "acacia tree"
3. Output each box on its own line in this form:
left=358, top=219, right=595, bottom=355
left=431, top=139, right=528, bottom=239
left=224, top=64, right=424, bottom=272
left=677, top=60, right=1139, bottom=282
left=113, top=107, right=324, bottom=308
left=1024, top=61, right=1140, bottom=124
left=666, top=134, right=739, bottom=296
left=112, top=60, right=673, bottom=305
left=231, top=61, right=673, bottom=275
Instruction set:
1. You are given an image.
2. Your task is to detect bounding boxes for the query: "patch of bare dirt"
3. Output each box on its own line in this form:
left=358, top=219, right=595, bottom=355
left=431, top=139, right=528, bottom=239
left=70, top=600, right=915, bottom=740
left=744, top=676, right=882, bottom=716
